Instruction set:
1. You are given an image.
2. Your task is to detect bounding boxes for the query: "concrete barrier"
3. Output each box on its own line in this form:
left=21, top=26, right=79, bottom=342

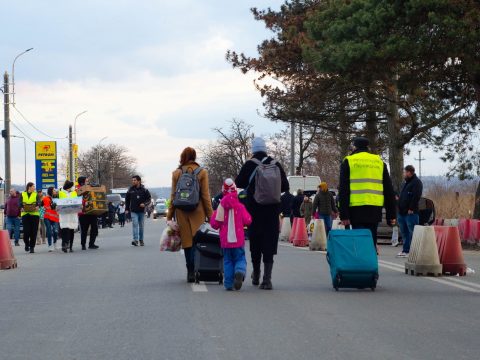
left=405, top=226, right=442, bottom=277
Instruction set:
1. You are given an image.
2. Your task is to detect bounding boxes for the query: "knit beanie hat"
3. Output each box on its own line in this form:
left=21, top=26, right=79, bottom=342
left=223, top=178, right=237, bottom=194
left=63, top=180, right=74, bottom=191
left=252, top=137, right=267, bottom=154
left=353, top=137, right=369, bottom=149
left=78, top=176, right=87, bottom=186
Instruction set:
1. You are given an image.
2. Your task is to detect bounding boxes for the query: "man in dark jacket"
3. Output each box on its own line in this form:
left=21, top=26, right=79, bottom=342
left=4, top=188, right=21, bottom=246
left=77, top=176, right=99, bottom=250
left=396, top=165, right=423, bottom=258
left=235, top=137, right=289, bottom=290
left=125, top=175, right=151, bottom=247
left=291, top=189, right=304, bottom=219
left=280, top=190, right=294, bottom=223
left=339, top=137, right=396, bottom=249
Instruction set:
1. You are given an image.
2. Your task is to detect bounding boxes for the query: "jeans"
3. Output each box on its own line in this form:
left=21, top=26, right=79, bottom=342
left=223, top=247, right=247, bottom=290
left=319, top=214, right=333, bottom=235
left=351, top=222, right=379, bottom=247
left=6, top=216, right=21, bottom=243
left=398, top=213, right=419, bottom=253
left=131, top=212, right=145, bottom=241
left=44, top=218, right=58, bottom=246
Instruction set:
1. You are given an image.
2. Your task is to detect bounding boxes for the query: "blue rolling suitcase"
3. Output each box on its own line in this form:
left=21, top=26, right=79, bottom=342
left=326, top=229, right=379, bottom=291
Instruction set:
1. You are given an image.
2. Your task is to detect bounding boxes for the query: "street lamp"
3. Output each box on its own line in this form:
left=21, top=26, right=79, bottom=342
left=96, top=136, right=108, bottom=184
left=11, top=135, right=26, bottom=186
left=73, top=110, right=87, bottom=144
left=12, top=48, right=33, bottom=106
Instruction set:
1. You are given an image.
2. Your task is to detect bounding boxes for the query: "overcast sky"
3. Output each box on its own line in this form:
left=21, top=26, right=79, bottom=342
left=1, top=0, right=447, bottom=187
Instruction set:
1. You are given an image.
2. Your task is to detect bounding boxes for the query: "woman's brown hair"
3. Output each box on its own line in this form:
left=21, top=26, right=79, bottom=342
left=180, top=147, right=197, bottom=166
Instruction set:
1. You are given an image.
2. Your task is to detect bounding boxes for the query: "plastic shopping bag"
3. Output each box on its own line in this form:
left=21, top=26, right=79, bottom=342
left=160, top=221, right=182, bottom=252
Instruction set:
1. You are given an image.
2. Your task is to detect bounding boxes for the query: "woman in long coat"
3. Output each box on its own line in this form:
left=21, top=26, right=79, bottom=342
left=235, top=137, right=289, bottom=290
left=167, top=147, right=213, bottom=283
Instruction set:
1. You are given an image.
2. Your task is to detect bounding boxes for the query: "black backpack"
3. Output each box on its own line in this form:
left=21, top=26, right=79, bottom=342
left=173, top=167, right=203, bottom=212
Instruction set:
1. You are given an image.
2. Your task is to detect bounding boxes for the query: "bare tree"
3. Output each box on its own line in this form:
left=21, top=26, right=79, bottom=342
left=200, top=119, right=254, bottom=195
left=78, top=144, right=138, bottom=191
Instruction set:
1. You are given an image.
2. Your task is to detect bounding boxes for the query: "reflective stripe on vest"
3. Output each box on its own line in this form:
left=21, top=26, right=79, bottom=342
left=346, top=152, right=384, bottom=207
left=21, top=191, right=39, bottom=216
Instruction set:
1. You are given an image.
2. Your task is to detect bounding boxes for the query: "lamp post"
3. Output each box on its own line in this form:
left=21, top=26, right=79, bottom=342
left=96, top=136, right=108, bottom=184
left=11, top=48, right=33, bottom=106
left=11, top=135, right=26, bottom=186
left=73, top=110, right=87, bottom=145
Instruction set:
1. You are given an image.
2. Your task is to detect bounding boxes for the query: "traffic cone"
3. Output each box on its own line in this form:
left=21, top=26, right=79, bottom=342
left=292, top=218, right=309, bottom=247
left=405, top=226, right=442, bottom=277
left=0, top=230, right=17, bottom=270
left=279, top=217, right=292, bottom=242
left=309, top=219, right=327, bottom=251
left=289, top=218, right=298, bottom=243
left=434, top=226, right=467, bottom=276
left=458, top=219, right=472, bottom=243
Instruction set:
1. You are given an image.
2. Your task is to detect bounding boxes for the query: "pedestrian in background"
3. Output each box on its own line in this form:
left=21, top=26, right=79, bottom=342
left=43, top=187, right=59, bottom=252
left=235, top=137, right=289, bottom=290
left=77, top=176, right=99, bottom=251
left=291, top=189, right=304, bottom=219
left=396, top=165, right=423, bottom=258
left=339, top=137, right=396, bottom=250
left=126, top=175, right=151, bottom=247
left=108, top=202, right=116, bottom=228
left=300, top=195, right=313, bottom=225
left=37, top=190, right=46, bottom=245
left=167, top=147, right=213, bottom=283
left=211, top=179, right=252, bottom=291
left=312, top=182, right=338, bottom=235
left=280, top=189, right=294, bottom=224
left=118, top=202, right=126, bottom=227
left=20, top=182, right=40, bottom=253
left=4, top=188, right=21, bottom=246
left=59, top=180, right=78, bottom=253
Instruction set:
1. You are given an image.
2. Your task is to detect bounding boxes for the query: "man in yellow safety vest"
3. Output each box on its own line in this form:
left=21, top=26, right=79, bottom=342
left=338, top=137, right=396, bottom=249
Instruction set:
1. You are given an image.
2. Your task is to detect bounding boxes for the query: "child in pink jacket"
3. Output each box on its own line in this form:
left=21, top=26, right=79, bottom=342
left=211, top=178, right=252, bottom=291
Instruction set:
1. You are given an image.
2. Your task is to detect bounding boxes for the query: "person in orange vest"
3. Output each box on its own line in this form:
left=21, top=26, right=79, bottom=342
left=43, top=187, right=59, bottom=252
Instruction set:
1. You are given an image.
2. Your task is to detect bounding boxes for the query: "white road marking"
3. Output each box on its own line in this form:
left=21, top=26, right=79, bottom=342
left=191, top=283, right=208, bottom=292
left=282, top=242, right=480, bottom=294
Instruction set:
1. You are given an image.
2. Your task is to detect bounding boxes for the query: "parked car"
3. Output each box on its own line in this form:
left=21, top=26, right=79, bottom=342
left=153, top=203, right=168, bottom=219
left=377, top=197, right=436, bottom=243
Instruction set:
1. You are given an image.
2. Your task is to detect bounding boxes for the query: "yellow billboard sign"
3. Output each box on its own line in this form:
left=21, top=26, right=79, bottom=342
left=35, top=141, right=57, bottom=160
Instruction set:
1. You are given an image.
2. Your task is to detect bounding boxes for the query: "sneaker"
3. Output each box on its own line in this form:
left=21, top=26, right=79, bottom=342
left=25, top=246, right=30, bottom=252
left=234, top=272, right=245, bottom=291
left=88, top=244, right=99, bottom=249
left=14, top=242, right=20, bottom=247
left=82, top=245, right=87, bottom=250
left=139, top=241, right=144, bottom=247
left=29, top=248, right=35, bottom=254
left=48, top=245, right=54, bottom=252
left=131, top=241, right=139, bottom=247
left=396, top=252, right=408, bottom=258
left=391, top=239, right=399, bottom=247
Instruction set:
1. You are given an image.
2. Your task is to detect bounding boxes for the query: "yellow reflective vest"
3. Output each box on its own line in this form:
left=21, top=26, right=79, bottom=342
left=21, top=191, right=39, bottom=216
left=59, top=189, right=78, bottom=199
left=346, top=152, right=384, bottom=207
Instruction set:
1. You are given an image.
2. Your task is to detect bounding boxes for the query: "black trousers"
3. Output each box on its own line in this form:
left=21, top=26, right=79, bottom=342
left=79, top=215, right=98, bottom=246
left=351, top=222, right=379, bottom=246
left=22, top=215, right=39, bottom=249
left=248, top=206, right=280, bottom=265
left=184, top=247, right=195, bottom=272
left=61, top=228, right=75, bottom=249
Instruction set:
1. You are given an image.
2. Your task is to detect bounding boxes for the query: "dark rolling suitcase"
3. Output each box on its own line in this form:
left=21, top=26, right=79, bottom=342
left=193, top=224, right=223, bottom=284
left=327, top=229, right=379, bottom=291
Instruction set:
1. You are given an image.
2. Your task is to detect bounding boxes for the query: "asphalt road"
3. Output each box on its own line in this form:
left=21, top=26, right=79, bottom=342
left=1, top=218, right=480, bottom=360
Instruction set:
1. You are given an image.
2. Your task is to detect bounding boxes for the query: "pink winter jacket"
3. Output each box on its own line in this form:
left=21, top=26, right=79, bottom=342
left=210, top=192, right=252, bottom=249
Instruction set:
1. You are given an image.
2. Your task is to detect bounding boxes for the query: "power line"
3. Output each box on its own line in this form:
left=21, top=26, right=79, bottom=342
left=13, top=105, right=68, bottom=140
left=10, top=115, right=35, bottom=143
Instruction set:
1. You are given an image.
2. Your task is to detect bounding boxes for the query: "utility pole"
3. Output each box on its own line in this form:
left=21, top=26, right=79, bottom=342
left=110, top=162, right=114, bottom=190
left=414, top=150, right=426, bottom=178
left=68, top=125, right=74, bottom=181
left=3, top=72, right=11, bottom=194
left=290, top=123, right=295, bottom=176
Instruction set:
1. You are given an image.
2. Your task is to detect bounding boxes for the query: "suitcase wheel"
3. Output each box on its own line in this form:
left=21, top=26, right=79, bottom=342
left=195, top=272, right=200, bottom=284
